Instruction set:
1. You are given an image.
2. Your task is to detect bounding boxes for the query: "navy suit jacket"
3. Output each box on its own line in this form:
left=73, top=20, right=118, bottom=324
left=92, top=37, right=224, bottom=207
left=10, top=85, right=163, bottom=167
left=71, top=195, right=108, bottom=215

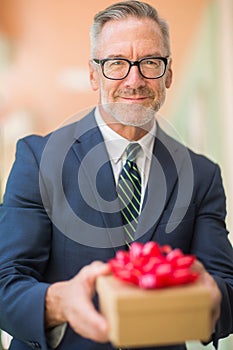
left=0, top=109, right=233, bottom=350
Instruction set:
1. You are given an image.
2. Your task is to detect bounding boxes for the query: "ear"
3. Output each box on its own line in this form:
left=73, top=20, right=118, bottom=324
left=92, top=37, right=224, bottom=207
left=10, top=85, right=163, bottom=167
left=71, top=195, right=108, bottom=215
left=89, top=60, right=100, bottom=91
left=165, top=59, right=173, bottom=88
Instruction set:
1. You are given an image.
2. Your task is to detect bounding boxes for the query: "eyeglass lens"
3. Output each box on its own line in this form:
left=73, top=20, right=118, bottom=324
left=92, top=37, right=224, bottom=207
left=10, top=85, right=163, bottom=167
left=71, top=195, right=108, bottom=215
left=103, top=58, right=166, bottom=79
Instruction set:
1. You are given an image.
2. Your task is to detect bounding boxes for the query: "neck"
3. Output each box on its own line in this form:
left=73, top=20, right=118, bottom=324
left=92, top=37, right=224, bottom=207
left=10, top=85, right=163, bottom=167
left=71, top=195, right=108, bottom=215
left=108, top=123, right=152, bottom=141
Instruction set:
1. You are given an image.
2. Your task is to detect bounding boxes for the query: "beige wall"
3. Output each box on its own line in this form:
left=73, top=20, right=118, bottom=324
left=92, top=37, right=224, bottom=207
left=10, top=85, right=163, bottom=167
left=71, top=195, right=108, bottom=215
left=0, top=0, right=212, bottom=195
left=0, top=0, right=210, bottom=134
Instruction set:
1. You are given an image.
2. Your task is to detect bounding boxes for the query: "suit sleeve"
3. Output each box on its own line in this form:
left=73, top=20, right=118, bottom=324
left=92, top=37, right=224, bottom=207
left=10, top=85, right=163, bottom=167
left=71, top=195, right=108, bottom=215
left=190, top=163, right=233, bottom=347
left=0, top=138, right=52, bottom=350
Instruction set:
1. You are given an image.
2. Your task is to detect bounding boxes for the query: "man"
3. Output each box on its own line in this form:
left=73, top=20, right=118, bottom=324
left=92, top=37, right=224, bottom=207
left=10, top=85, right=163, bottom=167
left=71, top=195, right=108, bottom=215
left=0, top=1, right=232, bottom=350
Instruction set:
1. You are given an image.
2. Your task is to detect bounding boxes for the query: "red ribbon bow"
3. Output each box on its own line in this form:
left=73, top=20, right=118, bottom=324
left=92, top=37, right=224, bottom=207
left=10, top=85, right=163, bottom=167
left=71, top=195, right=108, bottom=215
left=109, top=242, right=199, bottom=289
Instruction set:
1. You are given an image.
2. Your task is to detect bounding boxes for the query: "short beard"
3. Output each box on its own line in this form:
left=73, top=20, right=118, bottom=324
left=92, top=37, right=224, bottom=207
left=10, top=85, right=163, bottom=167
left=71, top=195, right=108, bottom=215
left=101, top=101, right=160, bottom=127
left=100, top=85, right=165, bottom=127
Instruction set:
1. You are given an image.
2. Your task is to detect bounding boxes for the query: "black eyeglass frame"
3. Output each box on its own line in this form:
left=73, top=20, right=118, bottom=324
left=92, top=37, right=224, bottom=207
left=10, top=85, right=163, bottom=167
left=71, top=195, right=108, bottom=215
left=92, top=56, right=169, bottom=80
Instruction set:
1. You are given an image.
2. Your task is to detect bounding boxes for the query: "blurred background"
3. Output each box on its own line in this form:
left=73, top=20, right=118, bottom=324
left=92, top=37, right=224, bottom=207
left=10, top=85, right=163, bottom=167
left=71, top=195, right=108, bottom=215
left=0, top=0, right=232, bottom=349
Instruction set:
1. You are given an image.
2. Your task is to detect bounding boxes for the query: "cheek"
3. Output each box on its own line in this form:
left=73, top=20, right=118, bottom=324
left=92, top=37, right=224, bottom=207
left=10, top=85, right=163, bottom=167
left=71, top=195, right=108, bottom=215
left=150, top=80, right=165, bottom=97
left=100, top=81, right=120, bottom=100
left=150, top=81, right=167, bottom=108
left=157, top=82, right=167, bottom=101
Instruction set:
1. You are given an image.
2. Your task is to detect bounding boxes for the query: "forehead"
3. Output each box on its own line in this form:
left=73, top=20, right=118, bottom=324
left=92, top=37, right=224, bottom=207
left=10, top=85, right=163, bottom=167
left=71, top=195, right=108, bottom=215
left=96, top=17, right=166, bottom=58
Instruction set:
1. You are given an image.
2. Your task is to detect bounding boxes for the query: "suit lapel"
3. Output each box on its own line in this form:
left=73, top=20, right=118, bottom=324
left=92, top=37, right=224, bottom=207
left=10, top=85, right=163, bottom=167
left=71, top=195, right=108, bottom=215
left=71, top=111, right=125, bottom=247
left=135, top=125, right=184, bottom=243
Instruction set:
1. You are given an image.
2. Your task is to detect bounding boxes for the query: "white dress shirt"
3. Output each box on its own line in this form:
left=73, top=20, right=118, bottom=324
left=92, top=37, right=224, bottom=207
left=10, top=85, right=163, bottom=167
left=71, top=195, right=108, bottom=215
left=95, top=107, right=156, bottom=209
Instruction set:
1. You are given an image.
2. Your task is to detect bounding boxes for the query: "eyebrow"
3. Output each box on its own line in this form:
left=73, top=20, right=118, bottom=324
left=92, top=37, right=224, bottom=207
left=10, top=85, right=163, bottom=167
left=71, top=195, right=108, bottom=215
left=104, top=52, right=164, bottom=59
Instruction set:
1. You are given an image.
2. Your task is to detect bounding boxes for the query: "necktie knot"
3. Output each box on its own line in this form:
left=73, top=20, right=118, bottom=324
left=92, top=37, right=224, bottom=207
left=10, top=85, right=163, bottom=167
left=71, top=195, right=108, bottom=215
left=126, top=143, right=141, bottom=162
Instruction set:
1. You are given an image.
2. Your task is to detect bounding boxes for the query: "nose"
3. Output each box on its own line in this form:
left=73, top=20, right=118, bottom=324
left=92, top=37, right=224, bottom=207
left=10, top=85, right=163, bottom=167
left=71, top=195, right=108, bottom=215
left=123, top=64, right=146, bottom=88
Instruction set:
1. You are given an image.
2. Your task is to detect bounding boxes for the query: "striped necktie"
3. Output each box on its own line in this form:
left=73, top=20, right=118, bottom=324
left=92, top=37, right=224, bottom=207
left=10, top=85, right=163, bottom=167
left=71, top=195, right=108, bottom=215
left=117, top=143, right=142, bottom=245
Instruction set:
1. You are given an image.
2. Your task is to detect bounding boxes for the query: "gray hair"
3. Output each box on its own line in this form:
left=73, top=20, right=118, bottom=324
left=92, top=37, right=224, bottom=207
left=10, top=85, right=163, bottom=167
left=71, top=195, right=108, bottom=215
left=90, top=0, right=171, bottom=58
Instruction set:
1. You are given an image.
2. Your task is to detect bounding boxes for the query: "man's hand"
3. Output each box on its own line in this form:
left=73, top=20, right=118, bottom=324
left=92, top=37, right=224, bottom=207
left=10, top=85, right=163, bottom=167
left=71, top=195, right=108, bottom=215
left=45, top=261, right=111, bottom=343
left=192, top=260, right=222, bottom=332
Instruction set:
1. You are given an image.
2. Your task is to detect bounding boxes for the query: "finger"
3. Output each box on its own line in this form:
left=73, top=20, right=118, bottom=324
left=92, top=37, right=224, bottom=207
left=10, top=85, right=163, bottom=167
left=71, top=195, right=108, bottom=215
left=80, top=261, right=110, bottom=278
left=78, top=261, right=111, bottom=291
left=65, top=262, right=111, bottom=341
left=80, top=301, right=109, bottom=342
left=191, top=259, right=205, bottom=273
left=68, top=286, right=109, bottom=342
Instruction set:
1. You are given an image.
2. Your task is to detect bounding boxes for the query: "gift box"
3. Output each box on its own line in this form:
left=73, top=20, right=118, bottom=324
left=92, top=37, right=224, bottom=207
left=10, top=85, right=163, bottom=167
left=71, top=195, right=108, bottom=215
left=97, top=275, right=212, bottom=348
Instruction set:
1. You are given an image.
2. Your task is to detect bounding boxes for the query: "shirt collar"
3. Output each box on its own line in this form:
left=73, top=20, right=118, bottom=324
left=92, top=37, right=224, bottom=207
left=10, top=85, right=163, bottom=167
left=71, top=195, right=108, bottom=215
left=95, top=107, right=156, bottom=163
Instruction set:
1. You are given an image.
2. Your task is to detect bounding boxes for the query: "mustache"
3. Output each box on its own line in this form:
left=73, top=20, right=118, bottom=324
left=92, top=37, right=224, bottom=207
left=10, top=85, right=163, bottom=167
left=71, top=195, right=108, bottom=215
left=115, top=88, right=155, bottom=98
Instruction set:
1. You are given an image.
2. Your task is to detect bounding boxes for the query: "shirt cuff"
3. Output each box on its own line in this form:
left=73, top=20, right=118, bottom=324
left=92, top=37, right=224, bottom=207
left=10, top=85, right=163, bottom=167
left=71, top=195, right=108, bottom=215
left=46, top=323, right=67, bottom=348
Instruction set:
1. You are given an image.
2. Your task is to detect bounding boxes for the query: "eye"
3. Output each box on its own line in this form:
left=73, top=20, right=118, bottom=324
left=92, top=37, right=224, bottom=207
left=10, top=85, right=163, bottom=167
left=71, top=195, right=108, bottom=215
left=109, top=60, right=126, bottom=67
left=143, top=59, right=161, bottom=67
left=146, top=60, right=154, bottom=64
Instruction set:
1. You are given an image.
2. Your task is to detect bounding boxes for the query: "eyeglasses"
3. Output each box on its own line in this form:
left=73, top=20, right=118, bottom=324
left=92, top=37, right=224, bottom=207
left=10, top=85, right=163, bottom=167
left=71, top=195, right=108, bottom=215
left=92, top=56, right=169, bottom=80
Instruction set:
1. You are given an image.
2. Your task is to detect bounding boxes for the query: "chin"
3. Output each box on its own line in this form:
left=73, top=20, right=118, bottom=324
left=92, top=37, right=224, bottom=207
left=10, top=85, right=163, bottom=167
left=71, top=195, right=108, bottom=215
left=102, top=102, right=156, bottom=127
left=116, top=116, right=154, bottom=127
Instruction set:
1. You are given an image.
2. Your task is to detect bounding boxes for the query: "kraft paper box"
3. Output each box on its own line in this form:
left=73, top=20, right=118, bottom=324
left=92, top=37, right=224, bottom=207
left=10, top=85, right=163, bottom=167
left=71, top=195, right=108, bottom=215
left=97, top=275, right=212, bottom=348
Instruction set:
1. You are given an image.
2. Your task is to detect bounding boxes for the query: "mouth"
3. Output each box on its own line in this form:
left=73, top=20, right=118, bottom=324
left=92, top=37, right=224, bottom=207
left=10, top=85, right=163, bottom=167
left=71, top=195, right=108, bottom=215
left=118, top=96, right=150, bottom=103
